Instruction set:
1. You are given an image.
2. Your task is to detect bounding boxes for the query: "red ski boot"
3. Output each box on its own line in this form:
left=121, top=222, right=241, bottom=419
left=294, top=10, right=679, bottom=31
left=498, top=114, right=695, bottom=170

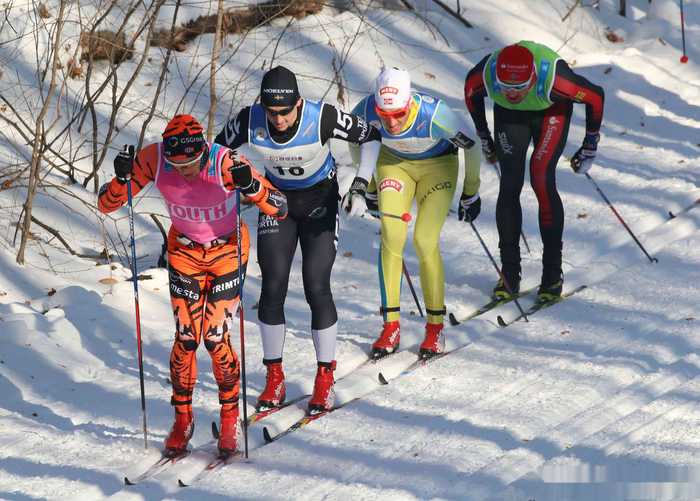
left=419, top=322, right=445, bottom=359
left=371, top=321, right=400, bottom=359
left=308, top=360, right=336, bottom=414
left=164, top=407, right=194, bottom=457
left=257, top=358, right=286, bottom=410
left=217, top=404, right=239, bottom=457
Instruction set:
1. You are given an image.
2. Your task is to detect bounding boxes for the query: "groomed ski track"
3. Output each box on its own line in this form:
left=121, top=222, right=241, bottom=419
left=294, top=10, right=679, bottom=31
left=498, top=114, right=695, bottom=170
left=99, top=202, right=700, bottom=499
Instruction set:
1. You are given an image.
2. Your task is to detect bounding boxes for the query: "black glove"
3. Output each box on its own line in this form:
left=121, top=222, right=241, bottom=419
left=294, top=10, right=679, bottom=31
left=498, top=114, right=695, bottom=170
left=341, top=176, right=369, bottom=218
left=267, top=190, right=288, bottom=220
left=449, top=131, right=476, bottom=150
left=114, top=145, right=135, bottom=183
left=571, top=133, right=599, bottom=174
left=228, top=150, right=258, bottom=195
left=458, top=193, right=481, bottom=222
left=477, top=131, right=497, bottom=164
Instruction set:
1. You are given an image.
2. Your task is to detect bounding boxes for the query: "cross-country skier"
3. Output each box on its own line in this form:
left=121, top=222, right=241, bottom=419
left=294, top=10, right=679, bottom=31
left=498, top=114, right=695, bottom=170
left=98, top=114, right=287, bottom=457
left=343, top=67, right=481, bottom=359
left=214, top=66, right=382, bottom=414
left=464, top=41, right=605, bottom=302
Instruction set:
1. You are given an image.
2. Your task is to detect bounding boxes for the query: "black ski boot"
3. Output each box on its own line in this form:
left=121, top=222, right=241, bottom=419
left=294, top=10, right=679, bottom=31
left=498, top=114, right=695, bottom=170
left=492, top=269, right=521, bottom=300
left=537, top=267, right=563, bottom=303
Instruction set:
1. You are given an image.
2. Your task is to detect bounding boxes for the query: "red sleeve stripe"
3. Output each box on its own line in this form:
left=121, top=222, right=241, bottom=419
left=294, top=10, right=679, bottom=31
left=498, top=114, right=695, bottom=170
left=551, top=75, right=604, bottom=131
left=464, top=71, right=487, bottom=113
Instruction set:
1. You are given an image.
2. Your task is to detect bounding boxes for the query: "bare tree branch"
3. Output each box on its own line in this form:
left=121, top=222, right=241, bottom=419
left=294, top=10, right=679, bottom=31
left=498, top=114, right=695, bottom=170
left=17, top=0, right=67, bottom=264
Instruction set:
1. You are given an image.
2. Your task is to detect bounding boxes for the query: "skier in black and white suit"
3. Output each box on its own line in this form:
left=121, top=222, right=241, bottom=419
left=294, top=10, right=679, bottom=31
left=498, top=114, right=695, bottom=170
left=215, top=65, right=381, bottom=414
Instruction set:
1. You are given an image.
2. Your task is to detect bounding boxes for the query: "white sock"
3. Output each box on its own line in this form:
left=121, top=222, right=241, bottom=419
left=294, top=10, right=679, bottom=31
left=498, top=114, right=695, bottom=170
left=312, top=323, right=337, bottom=363
left=260, top=322, right=285, bottom=360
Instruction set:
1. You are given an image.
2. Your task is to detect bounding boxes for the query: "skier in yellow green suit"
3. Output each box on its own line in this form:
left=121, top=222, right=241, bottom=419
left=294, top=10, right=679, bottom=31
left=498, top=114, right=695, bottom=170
left=342, top=67, right=481, bottom=359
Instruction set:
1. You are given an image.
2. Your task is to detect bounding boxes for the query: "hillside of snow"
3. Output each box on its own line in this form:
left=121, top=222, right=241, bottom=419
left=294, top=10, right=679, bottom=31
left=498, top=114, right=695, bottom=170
left=1, top=0, right=699, bottom=499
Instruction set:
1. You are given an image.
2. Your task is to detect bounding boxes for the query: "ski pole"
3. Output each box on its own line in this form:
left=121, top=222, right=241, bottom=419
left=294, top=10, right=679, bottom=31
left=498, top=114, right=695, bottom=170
left=369, top=209, right=421, bottom=314
left=680, top=0, right=688, bottom=63
left=125, top=145, right=149, bottom=449
left=236, top=189, right=250, bottom=459
left=467, top=216, right=528, bottom=322
left=585, top=172, right=658, bottom=263
left=402, top=261, right=424, bottom=318
left=379, top=211, right=412, bottom=222
left=378, top=210, right=421, bottom=313
left=494, top=162, right=531, bottom=254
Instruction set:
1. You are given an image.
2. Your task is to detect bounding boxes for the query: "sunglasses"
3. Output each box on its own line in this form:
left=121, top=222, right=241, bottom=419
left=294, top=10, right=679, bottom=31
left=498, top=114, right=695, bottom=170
left=167, top=151, right=204, bottom=168
left=498, top=73, right=534, bottom=92
left=375, top=102, right=410, bottom=120
left=264, top=104, right=296, bottom=117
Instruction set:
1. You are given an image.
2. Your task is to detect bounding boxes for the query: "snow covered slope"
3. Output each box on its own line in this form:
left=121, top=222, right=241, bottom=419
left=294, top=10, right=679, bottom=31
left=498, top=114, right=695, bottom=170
left=0, top=0, right=699, bottom=499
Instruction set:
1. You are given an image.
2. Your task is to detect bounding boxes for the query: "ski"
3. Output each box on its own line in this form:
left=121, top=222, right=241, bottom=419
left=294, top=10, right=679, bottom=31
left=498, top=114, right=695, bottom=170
left=377, top=349, right=455, bottom=384
left=177, top=355, right=390, bottom=487
left=260, top=351, right=417, bottom=444
left=497, top=285, right=588, bottom=327
left=448, top=287, right=536, bottom=326
left=176, top=422, right=242, bottom=487
left=259, top=362, right=379, bottom=445
left=125, top=394, right=298, bottom=486
left=261, top=397, right=362, bottom=444
left=247, top=394, right=309, bottom=425
left=123, top=451, right=190, bottom=485
left=668, top=197, right=700, bottom=219
left=177, top=451, right=243, bottom=487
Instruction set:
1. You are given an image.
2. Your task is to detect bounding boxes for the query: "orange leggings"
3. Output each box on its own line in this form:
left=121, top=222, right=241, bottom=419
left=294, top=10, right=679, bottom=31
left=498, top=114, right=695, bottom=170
left=166, top=224, right=249, bottom=408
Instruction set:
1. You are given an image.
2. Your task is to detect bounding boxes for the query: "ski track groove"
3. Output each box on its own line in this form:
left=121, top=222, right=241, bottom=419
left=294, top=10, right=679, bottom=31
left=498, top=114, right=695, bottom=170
left=464, top=355, right=700, bottom=501
left=442, top=237, right=700, bottom=500
left=303, top=204, right=700, bottom=500
left=252, top=203, right=700, bottom=501
left=490, top=373, right=700, bottom=501
left=39, top=202, right=700, bottom=500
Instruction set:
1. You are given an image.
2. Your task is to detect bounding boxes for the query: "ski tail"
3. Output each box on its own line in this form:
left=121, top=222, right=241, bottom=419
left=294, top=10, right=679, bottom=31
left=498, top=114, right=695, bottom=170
left=124, top=451, right=189, bottom=485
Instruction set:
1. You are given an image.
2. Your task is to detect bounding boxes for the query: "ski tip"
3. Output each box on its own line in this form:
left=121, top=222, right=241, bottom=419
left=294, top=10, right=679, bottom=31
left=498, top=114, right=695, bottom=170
left=496, top=315, right=507, bottom=327
left=378, top=372, right=389, bottom=385
left=448, top=312, right=460, bottom=326
left=124, top=476, right=135, bottom=486
left=262, top=427, right=274, bottom=443
left=178, top=479, right=189, bottom=488
left=211, top=421, right=219, bottom=439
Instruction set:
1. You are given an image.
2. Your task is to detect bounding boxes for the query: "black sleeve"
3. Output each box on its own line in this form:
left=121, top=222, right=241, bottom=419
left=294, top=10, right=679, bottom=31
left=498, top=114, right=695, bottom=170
left=319, top=103, right=382, bottom=145
left=464, top=54, right=491, bottom=135
left=214, top=107, right=251, bottom=150
left=550, top=60, right=605, bottom=134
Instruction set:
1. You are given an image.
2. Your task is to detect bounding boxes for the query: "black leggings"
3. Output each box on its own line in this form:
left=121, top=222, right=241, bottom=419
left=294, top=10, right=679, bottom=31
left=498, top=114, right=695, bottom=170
left=257, top=178, right=339, bottom=330
left=494, top=102, right=573, bottom=274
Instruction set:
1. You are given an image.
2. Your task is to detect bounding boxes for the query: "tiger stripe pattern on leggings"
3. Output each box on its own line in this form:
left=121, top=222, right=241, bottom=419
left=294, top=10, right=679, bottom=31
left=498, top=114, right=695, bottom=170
left=167, top=225, right=249, bottom=407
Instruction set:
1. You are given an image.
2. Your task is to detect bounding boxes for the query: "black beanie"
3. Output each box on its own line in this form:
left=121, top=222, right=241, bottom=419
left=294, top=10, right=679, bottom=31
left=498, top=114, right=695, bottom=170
left=260, top=66, right=300, bottom=107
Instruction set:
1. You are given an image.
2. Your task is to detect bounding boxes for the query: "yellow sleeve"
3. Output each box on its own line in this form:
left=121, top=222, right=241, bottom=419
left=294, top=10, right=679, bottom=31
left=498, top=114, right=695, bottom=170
left=461, top=142, right=481, bottom=196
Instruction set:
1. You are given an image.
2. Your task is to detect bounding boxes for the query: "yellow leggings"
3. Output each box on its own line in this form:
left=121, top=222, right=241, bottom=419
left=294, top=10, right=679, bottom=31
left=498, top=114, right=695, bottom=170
left=376, top=149, right=458, bottom=324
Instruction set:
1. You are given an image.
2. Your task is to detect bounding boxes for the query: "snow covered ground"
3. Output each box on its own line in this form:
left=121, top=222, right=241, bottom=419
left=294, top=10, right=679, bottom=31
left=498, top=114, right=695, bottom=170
left=1, top=0, right=699, bottom=499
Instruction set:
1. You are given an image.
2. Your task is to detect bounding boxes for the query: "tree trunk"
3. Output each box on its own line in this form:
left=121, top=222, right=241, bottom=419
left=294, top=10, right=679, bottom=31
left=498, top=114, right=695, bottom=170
left=207, top=0, right=225, bottom=140
left=17, top=0, right=67, bottom=265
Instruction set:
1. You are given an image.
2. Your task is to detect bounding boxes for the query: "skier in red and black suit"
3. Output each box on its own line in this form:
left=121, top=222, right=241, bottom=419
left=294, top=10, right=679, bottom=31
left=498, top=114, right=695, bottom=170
left=464, top=41, right=604, bottom=302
